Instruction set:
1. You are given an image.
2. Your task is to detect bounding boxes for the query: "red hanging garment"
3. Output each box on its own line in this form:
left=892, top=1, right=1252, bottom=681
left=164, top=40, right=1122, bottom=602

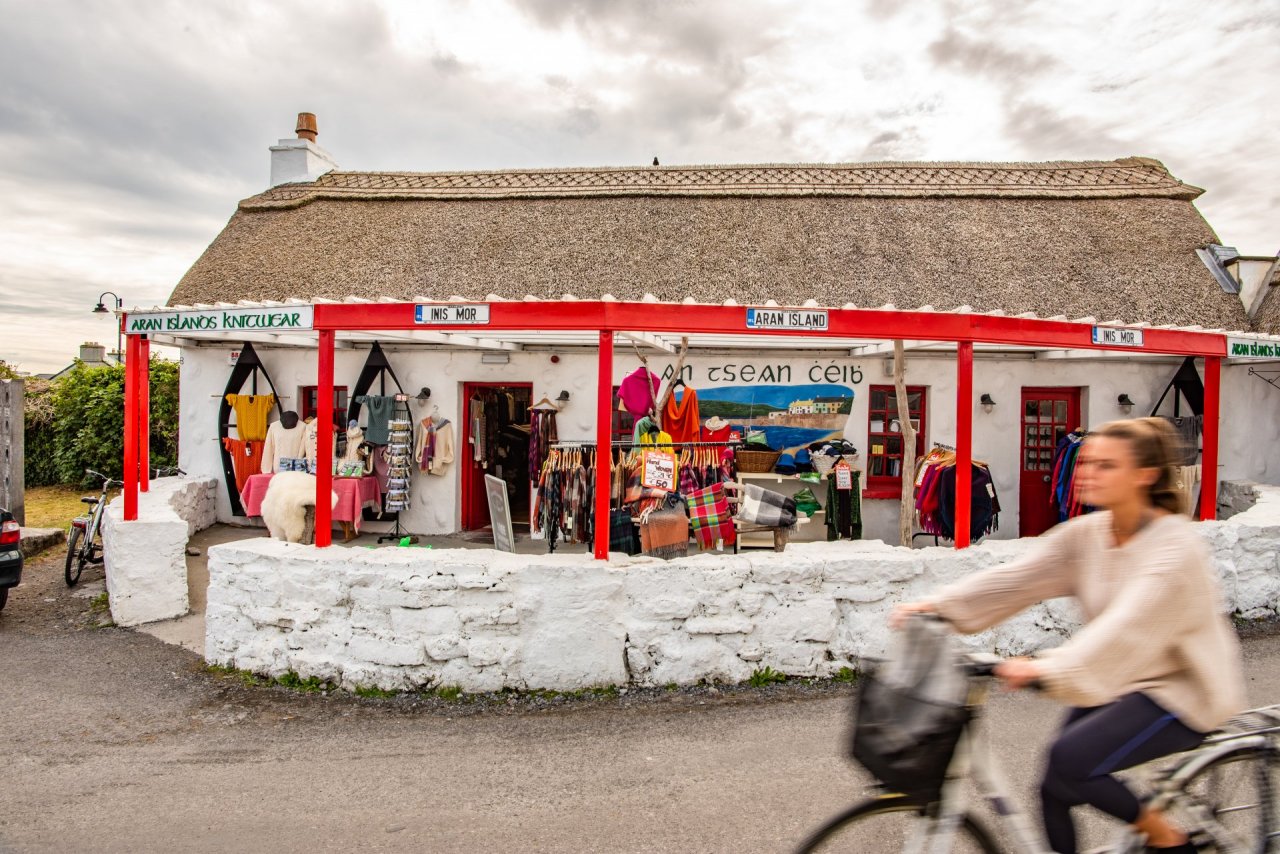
left=662, top=387, right=700, bottom=445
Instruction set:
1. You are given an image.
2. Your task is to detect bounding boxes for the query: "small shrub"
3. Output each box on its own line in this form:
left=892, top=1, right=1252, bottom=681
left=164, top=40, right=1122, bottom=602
left=748, top=666, right=787, bottom=687
left=833, top=666, right=858, bottom=683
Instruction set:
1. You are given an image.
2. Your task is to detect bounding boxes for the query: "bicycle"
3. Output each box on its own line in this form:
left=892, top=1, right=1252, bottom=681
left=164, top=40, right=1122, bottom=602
left=796, top=652, right=1280, bottom=853
left=65, top=469, right=122, bottom=587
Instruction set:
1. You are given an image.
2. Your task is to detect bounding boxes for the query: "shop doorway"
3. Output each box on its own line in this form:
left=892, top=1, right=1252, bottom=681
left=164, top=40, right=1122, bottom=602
left=1019, top=387, right=1081, bottom=537
left=460, top=382, right=533, bottom=531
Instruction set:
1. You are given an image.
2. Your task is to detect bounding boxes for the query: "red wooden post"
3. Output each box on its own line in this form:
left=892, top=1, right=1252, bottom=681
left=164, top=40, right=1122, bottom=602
left=955, top=342, right=973, bottom=548
left=593, top=330, right=614, bottom=560
left=315, top=329, right=335, bottom=547
left=139, top=335, right=151, bottom=492
left=123, top=334, right=139, bottom=521
left=1200, top=356, right=1221, bottom=521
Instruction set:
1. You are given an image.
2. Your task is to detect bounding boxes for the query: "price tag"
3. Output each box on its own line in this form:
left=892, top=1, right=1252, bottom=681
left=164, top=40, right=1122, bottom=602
left=641, top=450, right=677, bottom=491
left=834, top=462, right=853, bottom=491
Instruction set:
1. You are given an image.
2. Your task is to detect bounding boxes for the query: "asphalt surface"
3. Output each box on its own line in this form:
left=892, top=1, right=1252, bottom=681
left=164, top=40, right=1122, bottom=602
left=4, top=550, right=1280, bottom=854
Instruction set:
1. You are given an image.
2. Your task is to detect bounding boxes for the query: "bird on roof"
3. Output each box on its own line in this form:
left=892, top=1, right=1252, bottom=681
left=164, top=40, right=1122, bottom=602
left=652, top=156, right=659, bottom=166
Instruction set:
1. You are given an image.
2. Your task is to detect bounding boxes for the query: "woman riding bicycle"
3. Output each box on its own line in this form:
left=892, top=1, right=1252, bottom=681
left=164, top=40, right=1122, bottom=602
left=894, top=417, right=1246, bottom=854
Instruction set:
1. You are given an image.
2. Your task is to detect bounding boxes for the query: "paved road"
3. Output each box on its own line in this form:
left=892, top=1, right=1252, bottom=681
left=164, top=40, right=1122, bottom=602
left=4, top=553, right=1280, bottom=854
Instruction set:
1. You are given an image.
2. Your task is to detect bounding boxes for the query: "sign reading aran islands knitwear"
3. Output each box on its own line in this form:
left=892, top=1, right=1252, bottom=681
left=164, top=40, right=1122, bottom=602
left=125, top=307, right=314, bottom=334
left=1228, top=336, right=1280, bottom=359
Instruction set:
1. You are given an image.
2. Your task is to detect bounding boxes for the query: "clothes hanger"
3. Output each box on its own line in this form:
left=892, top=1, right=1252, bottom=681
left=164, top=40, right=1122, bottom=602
left=528, top=394, right=560, bottom=412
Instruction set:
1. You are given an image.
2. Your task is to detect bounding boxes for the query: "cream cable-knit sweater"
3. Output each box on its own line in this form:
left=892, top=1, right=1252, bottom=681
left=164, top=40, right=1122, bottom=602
left=932, top=511, right=1245, bottom=733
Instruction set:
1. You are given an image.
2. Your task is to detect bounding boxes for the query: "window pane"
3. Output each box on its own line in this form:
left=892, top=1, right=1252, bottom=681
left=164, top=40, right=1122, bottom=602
left=1025, top=426, right=1036, bottom=445
left=1038, top=400, right=1052, bottom=418
left=1024, top=400, right=1036, bottom=418
left=1024, top=450, right=1037, bottom=469
left=886, top=436, right=902, bottom=455
left=1039, top=425, right=1053, bottom=440
left=907, top=392, right=922, bottom=412
left=1055, top=400, right=1067, bottom=422
left=871, top=390, right=887, bottom=410
left=870, top=457, right=884, bottom=476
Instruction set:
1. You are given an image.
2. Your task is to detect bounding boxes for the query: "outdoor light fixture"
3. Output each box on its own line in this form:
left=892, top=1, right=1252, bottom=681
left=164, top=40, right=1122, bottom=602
left=92, top=291, right=124, bottom=364
left=481, top=352, right=510, bottom=365
left=1117, top=393, right=1135, bottom=415
left=979, top=393, right=996, bottom=414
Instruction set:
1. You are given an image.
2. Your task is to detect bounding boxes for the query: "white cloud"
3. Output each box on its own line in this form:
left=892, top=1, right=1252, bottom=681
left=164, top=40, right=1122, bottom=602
left=0, top=0, right=1274, bottom=371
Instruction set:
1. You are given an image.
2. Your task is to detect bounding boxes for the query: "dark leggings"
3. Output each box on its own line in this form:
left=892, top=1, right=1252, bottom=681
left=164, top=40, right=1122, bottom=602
left=1042, top=693, right=1205, bottom=854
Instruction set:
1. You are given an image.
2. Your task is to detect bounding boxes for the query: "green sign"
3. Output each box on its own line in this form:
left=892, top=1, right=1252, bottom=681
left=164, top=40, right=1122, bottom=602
left=125, top=307, right=315, bottom=334
left=1228, top=336, right=1280, bottom=360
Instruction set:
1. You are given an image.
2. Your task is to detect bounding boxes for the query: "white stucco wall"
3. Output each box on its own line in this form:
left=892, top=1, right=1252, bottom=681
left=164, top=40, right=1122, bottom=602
left=102, top=476, right=217, bottom=627
left=178, top=344, right=1280, bottom=544
left=205, top=484, right=1280, bottom=693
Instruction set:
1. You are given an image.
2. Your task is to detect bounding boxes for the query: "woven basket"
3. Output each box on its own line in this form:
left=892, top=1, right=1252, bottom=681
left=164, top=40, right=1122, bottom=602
left=737, top=449, right=782, bottom=473
left=812, top=453, right=860, bottom=475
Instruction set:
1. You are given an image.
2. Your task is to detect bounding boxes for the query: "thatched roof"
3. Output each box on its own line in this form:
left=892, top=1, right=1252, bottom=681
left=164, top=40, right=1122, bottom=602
left=170, top=157, right=1252, bottom=332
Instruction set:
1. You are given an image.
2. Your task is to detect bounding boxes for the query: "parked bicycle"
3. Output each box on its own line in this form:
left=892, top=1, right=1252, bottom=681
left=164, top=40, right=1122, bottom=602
left=65, top=469, right=122, bottom=587
left=796, top=651, right=1279, bottom=853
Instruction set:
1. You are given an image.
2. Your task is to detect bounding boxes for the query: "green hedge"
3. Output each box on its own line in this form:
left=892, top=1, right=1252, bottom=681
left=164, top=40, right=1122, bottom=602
left=23, top=359, right=179, bottom=487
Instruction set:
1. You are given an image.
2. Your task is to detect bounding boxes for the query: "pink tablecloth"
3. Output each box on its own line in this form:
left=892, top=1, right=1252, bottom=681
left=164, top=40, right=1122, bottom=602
left=240, top=473, right=382, bottom=532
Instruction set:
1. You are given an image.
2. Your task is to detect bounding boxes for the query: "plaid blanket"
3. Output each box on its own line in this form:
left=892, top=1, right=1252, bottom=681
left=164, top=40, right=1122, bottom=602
left=640, top=505, right=689, bottom=560
left=736, top=484, right=797, bottom=528
left=686, top=483, right=736, bottom=550
left=609, top=508, right=641, bottom=555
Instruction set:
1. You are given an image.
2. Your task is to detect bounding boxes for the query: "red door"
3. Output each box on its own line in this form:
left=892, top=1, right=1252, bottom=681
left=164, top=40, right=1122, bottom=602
left=1019, top=387, right=1081, bottom=537
left=460, top=382, right=532, bottom=530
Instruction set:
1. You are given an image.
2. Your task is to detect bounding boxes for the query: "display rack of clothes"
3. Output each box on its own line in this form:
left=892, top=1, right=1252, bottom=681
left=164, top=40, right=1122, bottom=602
left=218, top=342, right=283, bottom=516
left=532, top=445, right=597, bottom=553
left=1050, top=430, right=1093, bottom=522
left=913, top=446, right=1001, bottom=542
left=528, top=403, right=559, bottom=482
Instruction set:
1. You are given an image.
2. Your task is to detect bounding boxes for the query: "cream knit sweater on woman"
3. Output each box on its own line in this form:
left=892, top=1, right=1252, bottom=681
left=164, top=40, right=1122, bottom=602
left=932, top=511, right=1246, bottom=733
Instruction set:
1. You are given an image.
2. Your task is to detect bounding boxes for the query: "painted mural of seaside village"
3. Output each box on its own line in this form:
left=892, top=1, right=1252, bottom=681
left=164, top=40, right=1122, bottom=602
left=695, top=383, right=855, bottom=451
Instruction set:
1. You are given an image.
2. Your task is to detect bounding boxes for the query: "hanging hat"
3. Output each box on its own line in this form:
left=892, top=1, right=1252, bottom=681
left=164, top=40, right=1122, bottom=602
left=415, top=387, right=431, bottom=401
left=703, top=415, right=728, bottom=431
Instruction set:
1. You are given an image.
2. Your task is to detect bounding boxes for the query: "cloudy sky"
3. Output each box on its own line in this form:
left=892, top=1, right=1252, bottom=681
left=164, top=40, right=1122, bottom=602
left=1, top=0, right=1275, bottom=372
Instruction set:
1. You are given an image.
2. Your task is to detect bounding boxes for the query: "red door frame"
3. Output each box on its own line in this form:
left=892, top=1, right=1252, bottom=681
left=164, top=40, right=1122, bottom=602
left=460, top=381, right=533, bottom=531
left=1018, top=387, right=1082, bottom=537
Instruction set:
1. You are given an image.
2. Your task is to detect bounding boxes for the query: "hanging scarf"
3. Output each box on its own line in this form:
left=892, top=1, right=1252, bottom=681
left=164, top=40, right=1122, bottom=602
left=662, top=387, right=700, bottom=445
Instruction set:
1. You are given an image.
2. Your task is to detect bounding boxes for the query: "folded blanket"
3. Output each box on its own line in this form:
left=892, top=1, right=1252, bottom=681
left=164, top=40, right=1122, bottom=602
left=736, top=484, right=797, bottom=528
left=640, top=504, right=689, bottom=560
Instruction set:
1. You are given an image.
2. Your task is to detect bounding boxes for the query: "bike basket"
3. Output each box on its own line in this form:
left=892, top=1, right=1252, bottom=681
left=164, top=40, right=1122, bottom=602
left=848, top=618, right=971, bottom=803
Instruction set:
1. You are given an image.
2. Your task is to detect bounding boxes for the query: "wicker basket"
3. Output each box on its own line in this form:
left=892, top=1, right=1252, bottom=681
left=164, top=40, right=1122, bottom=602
left=736, top=449, right=782, bottom=473
left=811, top=453, right=860, bottom=475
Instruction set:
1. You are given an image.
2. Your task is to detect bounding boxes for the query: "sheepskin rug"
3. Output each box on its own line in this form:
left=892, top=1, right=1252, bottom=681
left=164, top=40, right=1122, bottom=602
left=260, top=471, right=338, bottom=544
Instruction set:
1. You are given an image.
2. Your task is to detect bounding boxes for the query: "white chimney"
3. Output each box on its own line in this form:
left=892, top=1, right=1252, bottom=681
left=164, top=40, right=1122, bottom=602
left=79, top=342, right=106, bottom=364
left=269, top=112, right=338, bottom=187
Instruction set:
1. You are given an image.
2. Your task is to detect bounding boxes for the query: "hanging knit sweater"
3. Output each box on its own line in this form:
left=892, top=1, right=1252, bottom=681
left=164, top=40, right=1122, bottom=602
left=260, top=420, right=307, bottom=474
left=662, top=387, right=700, bottom=445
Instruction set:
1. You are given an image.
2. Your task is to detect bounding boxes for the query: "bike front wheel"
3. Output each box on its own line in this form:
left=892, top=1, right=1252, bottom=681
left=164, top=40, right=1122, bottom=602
left=65, top=526, right=85, bottom=587
left=1176, top=745, right=1277, bottom=854
left=795, top=794, right=1001, bottom=853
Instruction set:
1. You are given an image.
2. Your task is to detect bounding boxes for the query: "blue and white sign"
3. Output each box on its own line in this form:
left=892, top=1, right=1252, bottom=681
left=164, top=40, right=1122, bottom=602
left=415, top=304, right=491, bottom=325
left=746, top=307, right=829, bottom=331
left=1091, top=326, right=1144, bottom=347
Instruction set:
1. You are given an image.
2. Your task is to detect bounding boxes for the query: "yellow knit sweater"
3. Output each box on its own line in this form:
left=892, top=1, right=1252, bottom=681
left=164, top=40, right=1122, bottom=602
left=933, top=511, right=1246, bottom=733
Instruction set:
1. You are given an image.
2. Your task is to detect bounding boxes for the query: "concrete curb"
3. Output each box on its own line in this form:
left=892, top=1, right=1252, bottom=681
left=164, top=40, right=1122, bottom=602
left=20, top=527, right=65, bottom=557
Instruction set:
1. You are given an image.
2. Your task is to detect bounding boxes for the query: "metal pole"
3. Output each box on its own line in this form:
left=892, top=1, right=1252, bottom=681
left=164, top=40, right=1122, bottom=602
left=593, top=330, right=614, bottom=560
left=139, top=335, right=150, bottom=492
left=1200, top=356, right=1221, bottom=521
left=315, top=329, right=335, bottom=547
left=955, top=341, right=973, bottom=548
left=123, top=334, right=139, bottom=521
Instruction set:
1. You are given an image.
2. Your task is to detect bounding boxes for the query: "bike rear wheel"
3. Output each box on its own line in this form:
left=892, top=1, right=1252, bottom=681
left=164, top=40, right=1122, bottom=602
left=1175, top=745, right=1277, bottom=854
left=65, top=526, right=85, bottom=587
left=796, top=794, right=1001, bottom=853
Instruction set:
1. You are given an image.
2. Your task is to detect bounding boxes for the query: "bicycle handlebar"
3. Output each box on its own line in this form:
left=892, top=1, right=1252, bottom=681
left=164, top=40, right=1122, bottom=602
left=84, top=469, right=123, bottom=488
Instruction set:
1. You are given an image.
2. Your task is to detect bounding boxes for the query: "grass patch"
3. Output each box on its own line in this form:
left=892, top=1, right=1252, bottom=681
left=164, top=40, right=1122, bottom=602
left=434, top=684, right=464, bottom=701
left=24, top=484, right=117, bottom=529
left=204, top=663, right=266, bottom=687
left=748, top=666, right=787, bottom=687
left=89, top=592, right=110, bottom=614
left=276, top=672, right=329, bottom=693
left=354, top=684, right=398, bottom=699
left=832, top=666, right=858, bottom=683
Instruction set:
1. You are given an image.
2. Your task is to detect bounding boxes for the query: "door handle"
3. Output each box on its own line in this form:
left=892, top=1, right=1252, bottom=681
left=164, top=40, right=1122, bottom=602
left=1043, top=475, right=1050, bottom=483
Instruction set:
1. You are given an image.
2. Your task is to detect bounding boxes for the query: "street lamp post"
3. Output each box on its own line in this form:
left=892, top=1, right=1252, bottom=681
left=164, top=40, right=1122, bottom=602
left=92, top=291, right=123, bottom=364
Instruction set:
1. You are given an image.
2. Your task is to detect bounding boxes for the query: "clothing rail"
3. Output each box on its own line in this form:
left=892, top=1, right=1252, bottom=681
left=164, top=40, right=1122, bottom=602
left=549, top=440, right=742, bottom=449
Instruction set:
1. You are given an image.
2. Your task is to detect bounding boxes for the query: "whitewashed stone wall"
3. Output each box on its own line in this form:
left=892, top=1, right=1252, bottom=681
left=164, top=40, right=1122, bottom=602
left=205, top=484, right=1280, bottom=693
left=103, top=476, right=217, bottom=627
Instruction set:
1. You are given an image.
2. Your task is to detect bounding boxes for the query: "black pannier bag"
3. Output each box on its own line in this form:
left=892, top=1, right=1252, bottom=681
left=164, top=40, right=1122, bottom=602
left=850, top=617, right=971, bottom=803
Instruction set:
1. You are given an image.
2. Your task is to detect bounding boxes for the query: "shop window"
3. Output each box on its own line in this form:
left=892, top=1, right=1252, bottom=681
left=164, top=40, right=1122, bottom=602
left=299, top=385, right=349, bottom=428
left=611, top=385, right=636, bottom=443
left=866, top=385, right=926, bottom=496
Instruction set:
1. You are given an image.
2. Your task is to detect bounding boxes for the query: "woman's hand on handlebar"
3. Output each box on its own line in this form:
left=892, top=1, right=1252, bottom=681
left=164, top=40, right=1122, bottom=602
left=889, top=601, right=939, bottom=629
left=994, top=656, right=1043, bottom=691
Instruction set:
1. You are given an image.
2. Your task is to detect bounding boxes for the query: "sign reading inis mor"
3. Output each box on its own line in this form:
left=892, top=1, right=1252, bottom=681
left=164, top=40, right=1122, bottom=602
left=125, top=307, right=314, bottom=334
left=415, top=304, right=491, bottom=325
left=1228, top=336, right=1280, bottom=359
left=746, top=307, right=829, bottom=331
left=1091, top=326, right=1144, bottom=347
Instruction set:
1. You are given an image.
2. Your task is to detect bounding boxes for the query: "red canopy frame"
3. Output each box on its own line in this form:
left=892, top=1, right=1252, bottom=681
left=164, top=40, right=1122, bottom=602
left=118, top=300, right=1228, bottom=556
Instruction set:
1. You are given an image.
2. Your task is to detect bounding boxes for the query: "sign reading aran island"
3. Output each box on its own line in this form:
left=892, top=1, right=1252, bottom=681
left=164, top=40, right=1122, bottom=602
left=1091, top=326, right=1144, bottom=347
left=1228, top=337, right=1280, bottom=359
left=745, top=307, right=829, bottom=331
left=125, top=306, right=314, bottom=334
left=415, top=304, right=491, bottom=325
